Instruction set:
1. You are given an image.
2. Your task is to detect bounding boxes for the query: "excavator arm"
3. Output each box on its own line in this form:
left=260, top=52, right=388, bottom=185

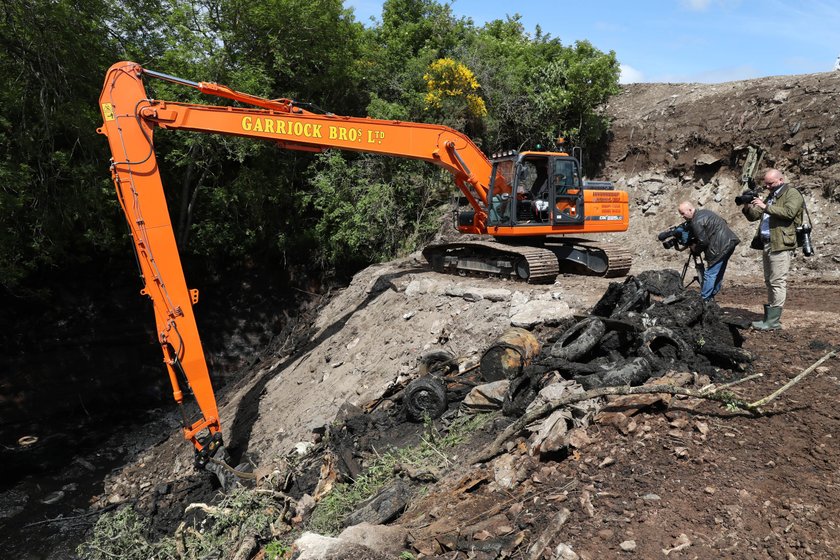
left=97, top=61, right=511, bottom=463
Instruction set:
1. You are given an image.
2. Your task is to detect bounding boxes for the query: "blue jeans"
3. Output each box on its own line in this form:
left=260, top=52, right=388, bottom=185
left=701, top=249, right=734, bottom=300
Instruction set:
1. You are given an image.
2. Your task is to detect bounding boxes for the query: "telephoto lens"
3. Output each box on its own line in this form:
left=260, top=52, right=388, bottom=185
left=797, top=224, right=814, bottom=257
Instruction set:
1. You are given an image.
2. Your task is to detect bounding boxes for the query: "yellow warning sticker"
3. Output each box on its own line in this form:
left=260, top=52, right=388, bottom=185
left=102, top=103, right=115, bottom=121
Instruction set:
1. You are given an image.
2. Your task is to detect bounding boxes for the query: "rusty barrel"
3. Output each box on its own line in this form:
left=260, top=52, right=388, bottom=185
left=479, top=327, right=541, bottom=382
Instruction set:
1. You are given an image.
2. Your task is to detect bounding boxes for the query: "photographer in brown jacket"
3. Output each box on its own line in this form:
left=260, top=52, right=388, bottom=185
left=741, top=169, right=804, bottom=330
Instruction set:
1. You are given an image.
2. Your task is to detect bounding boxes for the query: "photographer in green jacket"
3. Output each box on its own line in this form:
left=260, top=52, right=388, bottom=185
left=741, top=168, right=804, bottom=330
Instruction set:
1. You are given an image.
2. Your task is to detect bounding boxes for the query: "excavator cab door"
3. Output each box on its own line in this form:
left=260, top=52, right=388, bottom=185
left=488, top=153, right=586, bottom=227
left=495, top=154, right=549, bottom=225
left=550, top=156, right=585, bottom=225
left=487, top=155, right=517, bottom=226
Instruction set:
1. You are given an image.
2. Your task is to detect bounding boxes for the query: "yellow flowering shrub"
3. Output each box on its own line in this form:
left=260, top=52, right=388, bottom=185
left=423, top=58, right=487, bottom=118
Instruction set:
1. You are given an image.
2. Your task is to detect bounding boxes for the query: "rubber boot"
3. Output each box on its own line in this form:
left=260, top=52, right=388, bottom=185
left=751, top=304, right=769, bottom=329
left=753, top=305, right=782, bottom=331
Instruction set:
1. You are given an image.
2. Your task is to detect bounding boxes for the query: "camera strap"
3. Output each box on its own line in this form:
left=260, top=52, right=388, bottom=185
left=795, top=188, right=813, bottom=228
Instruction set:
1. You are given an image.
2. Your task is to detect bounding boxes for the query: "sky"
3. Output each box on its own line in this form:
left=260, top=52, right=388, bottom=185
left=345, top=0, right=840, bottom=84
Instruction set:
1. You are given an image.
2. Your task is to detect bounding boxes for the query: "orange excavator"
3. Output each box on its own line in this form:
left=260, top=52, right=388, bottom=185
left=97, top=61, right=630, bottom=474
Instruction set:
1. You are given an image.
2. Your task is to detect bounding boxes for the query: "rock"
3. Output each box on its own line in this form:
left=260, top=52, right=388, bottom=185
left=566, top=428, right=592, bottom=449
left=597, top=529, right=614, bottom=540
left=295, top=494, right=316, bottom=521
left=338, top=523, right=409, bottom=558
left=595, top=411, right=637, bottom=435
left=292, top=532, right=391, bottom=560
left=294, top=442, right=313, bottom=455
left=553, top=543, right=580, bottom=560
left=662, top=533, right=692, bottom=555
left=492, top=454, right=527, bottom=490
left=471, top=287, right=512, bottom=302
left=510, top=300, right=572, bottom=328
left=405, top=278, right=444, bottom=296
left=619, top=539, right=637, bottom=551
left=695, top=153, right=721, bottom=166
left=598, top=456, right=616, bottom=468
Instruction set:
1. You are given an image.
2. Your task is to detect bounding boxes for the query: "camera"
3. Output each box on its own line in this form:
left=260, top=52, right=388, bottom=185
left=657, top=222, right=693, bottom=250
left=796, top=223, right=814, bottom=257
left=735, top=189, right=759, bottom=205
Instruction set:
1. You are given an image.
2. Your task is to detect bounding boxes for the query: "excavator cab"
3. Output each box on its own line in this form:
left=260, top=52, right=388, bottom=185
left=487, top=151, right=584, bottom=226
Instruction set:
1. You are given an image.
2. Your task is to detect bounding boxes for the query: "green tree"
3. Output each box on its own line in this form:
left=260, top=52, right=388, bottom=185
left=458, top=16, right=565, bottom=151
left=102, top=0, right=371, bottom=271
left=423, top=57, right=487, bottom=134
left=363, top=0, right=472, bottom=121
left=531, top=40, right=620, bottom=156
left=0, top=0, right=119, bottom=292
left=302, top=151, right=449, bottom=274
left=458, top=17, right=619, bottom=160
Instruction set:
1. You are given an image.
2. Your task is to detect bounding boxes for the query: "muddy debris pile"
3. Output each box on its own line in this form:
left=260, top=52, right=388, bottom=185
left=270, top=271, right=755, bottom=537
left=146, top=270, right=765, bottom=559
left=503, top=270, right=752, bottom=414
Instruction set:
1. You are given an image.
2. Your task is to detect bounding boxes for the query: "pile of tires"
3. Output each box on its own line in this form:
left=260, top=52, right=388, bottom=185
left=533, top=271, right=752, bottom=392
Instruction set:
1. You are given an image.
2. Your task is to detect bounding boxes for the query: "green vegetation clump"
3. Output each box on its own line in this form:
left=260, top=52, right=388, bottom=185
left=307, top=412, right=493, bottom=535
left=76, top=507, right=177, bottom=560
left=77, top=488, right=293, bottom=560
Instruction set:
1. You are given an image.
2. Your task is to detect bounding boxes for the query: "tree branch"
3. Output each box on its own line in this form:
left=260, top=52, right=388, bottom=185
left=748, top=348, right=837, bottom=410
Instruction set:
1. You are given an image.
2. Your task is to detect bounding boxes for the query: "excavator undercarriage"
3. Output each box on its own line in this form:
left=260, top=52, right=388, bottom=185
left=422, top=238, right=632, bottom=284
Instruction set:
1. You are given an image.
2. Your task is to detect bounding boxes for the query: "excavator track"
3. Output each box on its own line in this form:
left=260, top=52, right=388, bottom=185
left=422, top=238, right=632, bottom=283
left=422, top=241, right=560, bottom=284
left=545, top=237, right=633, bottom=278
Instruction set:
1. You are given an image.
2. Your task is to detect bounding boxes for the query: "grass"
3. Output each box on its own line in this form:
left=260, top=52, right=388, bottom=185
left=76, top=487, right=294, bottom=560
left=77, top=412, right=494, bottom=559
left=306, top=411, right=493, bottom=535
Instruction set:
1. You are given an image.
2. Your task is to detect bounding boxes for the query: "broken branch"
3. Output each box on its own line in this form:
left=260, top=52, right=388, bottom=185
left=747, top=347, right=837, bottom=410
left=184, top=503, right=232, bottom=516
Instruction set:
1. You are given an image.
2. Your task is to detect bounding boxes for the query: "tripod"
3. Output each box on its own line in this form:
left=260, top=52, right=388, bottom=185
left=680, top=251, right=706, bottom=289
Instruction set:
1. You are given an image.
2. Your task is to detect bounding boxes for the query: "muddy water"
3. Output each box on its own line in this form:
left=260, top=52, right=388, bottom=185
left=0, top=404, right=190, bottom=559
left=0, top=448, right=126, bottom=559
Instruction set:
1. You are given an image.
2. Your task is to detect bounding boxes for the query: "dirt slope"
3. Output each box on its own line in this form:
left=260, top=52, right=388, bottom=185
left=97, top=266, right=840, bottom=559
left=600, top=71, right=840, bottom=282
